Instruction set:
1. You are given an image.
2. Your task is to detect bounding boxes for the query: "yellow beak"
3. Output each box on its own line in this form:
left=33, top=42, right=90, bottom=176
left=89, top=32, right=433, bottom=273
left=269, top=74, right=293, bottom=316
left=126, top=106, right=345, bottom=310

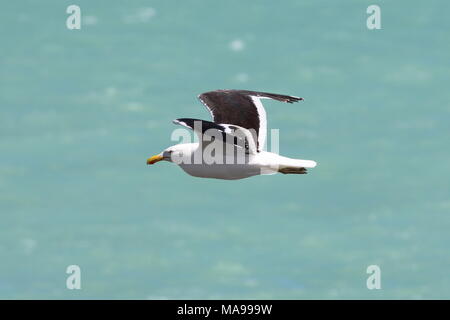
left=147, top=154, right=164, bottom=165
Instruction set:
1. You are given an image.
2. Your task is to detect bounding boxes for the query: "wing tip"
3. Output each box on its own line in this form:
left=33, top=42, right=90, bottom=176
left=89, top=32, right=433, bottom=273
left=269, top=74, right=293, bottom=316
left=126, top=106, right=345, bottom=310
left=286, top=96, right=304, bottom=103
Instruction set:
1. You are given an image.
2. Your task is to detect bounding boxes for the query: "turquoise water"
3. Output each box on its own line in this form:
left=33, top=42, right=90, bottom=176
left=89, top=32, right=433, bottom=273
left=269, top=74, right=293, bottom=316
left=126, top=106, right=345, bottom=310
left=1, top=0, right=449, bottom=299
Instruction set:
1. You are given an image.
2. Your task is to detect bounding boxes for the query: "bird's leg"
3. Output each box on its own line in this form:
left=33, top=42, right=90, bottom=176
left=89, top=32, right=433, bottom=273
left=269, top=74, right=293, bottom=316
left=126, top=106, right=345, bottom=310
left=278, top=166, right=308, bottom=174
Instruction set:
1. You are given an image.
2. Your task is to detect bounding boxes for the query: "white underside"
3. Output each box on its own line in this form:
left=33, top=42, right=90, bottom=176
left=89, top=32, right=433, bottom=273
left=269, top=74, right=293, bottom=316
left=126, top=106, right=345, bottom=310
left=173, top=143, right=317, bottom=180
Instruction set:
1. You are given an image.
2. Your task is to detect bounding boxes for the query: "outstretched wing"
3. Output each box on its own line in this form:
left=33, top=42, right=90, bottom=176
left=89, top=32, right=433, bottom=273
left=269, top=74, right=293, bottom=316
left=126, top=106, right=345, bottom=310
left=198, top=90, right=303, bottom=152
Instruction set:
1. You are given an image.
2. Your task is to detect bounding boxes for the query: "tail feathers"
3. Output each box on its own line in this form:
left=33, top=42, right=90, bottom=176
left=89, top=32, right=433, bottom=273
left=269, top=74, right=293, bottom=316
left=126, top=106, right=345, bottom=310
left=298, top=160, right=317, bottom=168
left=282, top=159, right=317, bottom=168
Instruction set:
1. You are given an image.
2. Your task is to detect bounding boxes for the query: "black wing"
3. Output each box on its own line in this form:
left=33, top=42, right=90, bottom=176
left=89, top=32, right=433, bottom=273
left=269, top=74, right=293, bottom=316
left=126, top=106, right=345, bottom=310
left=197, top=90, right=303, bottom=151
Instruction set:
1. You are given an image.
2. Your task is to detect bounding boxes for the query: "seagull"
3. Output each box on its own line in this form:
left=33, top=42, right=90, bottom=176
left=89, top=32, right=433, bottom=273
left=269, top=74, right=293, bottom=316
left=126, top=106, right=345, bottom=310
left=147, top=89, right=317, bottom=180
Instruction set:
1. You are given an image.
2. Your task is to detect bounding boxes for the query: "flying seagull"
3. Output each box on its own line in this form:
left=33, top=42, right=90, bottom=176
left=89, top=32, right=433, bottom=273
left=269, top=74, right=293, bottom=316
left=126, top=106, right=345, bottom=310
left=147, top=89, right=317, bottom=180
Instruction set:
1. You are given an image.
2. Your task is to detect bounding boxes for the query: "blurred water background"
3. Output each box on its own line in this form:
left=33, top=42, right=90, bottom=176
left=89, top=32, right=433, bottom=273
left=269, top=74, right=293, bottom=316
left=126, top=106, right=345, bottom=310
left=1, top=0, right=449, bottom=299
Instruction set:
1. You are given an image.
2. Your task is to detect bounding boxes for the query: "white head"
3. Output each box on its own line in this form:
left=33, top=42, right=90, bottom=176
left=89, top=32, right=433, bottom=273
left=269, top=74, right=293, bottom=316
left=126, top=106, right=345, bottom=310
left=146, top=143, right=196, bottom=165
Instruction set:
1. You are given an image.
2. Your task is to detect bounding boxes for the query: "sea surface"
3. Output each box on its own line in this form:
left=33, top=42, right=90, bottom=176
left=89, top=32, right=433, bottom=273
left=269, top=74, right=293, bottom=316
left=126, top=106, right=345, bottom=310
left=1, top=0, right=449, bottom=299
